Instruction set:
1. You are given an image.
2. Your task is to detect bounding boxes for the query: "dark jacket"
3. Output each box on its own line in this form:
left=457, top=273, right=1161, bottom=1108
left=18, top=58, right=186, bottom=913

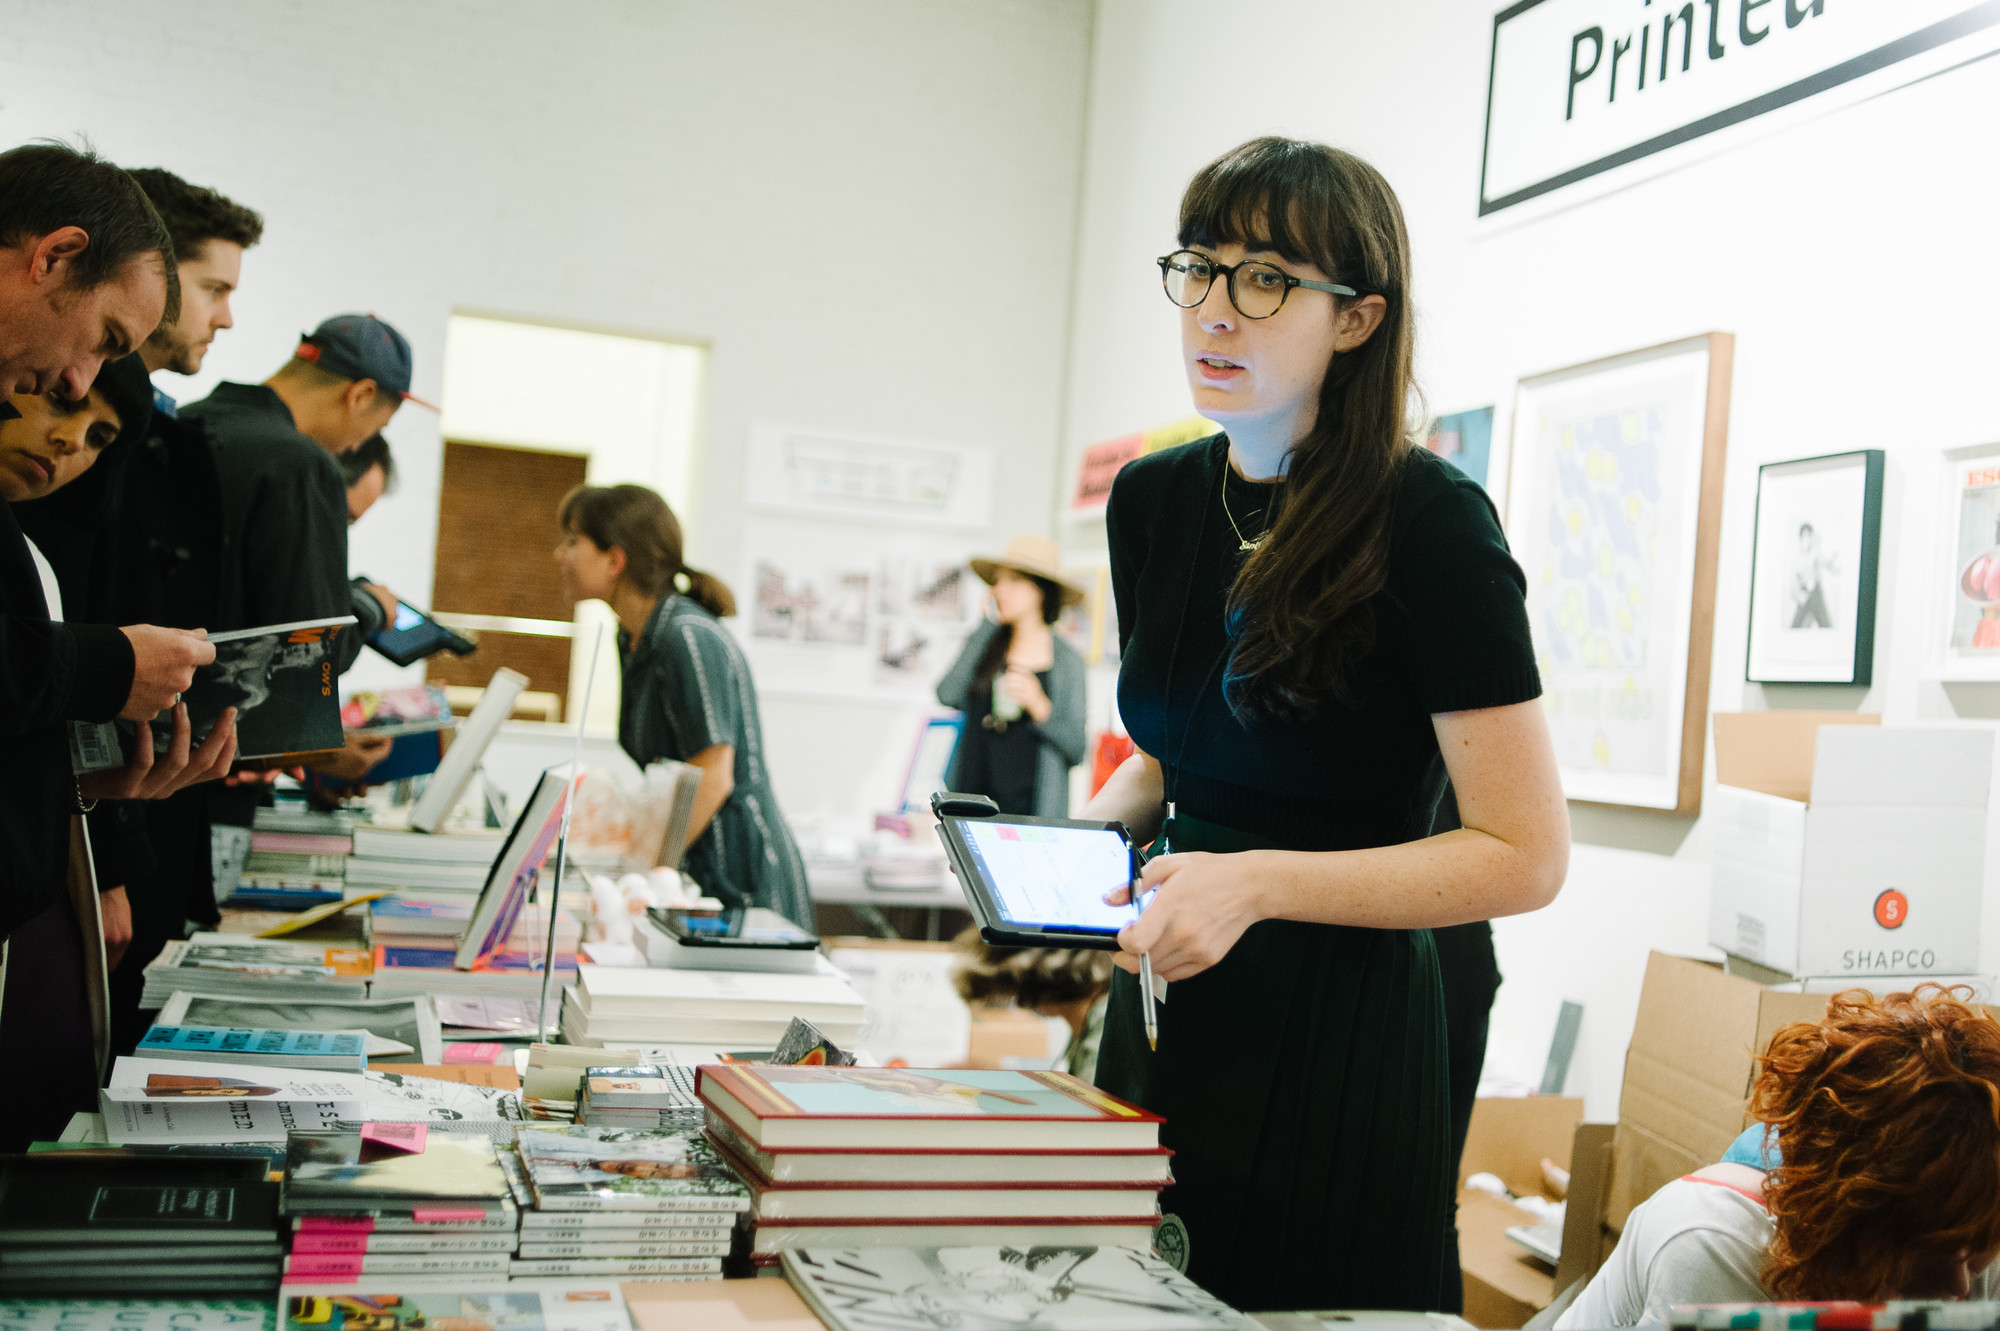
left=0, top=504, right=134, bottom=937
left=181, top=382, right=359, bottom=673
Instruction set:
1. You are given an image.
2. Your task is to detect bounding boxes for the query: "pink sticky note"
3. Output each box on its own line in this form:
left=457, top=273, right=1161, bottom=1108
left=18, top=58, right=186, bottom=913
left=360, top=1122, right=427, bottom=1154
left=412, top=1207, right=489, bottom=1222
left=295, top=1217, right=374, bottom=1234
left=443, top=1042, right=504, bottom=1064
left=285, top=1254, right=363, bottom=1282
left=290, top=1233, right=367, bottom=1255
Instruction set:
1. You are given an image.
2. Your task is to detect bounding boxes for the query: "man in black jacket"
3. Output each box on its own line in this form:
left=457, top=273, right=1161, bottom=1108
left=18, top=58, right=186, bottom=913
left=89, top=171, right=264, bottom=1047
left=0, top=143, right=217, bottom=945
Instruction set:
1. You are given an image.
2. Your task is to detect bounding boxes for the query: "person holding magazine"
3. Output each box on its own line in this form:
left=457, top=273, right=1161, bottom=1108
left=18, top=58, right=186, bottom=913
left=0, top=353, right=239, bottom=1151
left=1076, top=137, right=1568, bottom=1312
left=553, top=483, right=812, bottom=929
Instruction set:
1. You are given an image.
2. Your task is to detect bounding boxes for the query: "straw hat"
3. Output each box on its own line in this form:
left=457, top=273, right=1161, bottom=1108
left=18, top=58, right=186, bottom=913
left=970, top=534, right=1087, bottom=608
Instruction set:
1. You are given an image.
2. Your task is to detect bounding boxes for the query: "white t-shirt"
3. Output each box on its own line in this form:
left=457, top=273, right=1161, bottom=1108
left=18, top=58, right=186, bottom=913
left=25, top=536, right=62, bottom=621
left=1558, top=1174, right=2000, bottom=1327
left=1556, top=1177, right=1772, bottom=1329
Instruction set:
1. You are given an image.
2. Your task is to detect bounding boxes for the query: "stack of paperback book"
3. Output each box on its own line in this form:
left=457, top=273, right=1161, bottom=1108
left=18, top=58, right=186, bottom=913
left=100, top=1056, right=366, bottom=1146
left=233, top=806, right=358, bottom=910
left=559, top=963, right=865, bottom=1050
left=345, top=824, right=505, bottom=896
left=572, top=1065, right=705, bottom=1131
left=140, top=934, right=372, bottom=1008
left=369, top=897, right=582, bottom=956
left=506, top=1123, right=748, bottom=1278
left=0, top=1155, right=283, bottom=1295
left=280, top=1129, right=519, bottom=1282
left=695, top=1064, right=1171, bottom=1265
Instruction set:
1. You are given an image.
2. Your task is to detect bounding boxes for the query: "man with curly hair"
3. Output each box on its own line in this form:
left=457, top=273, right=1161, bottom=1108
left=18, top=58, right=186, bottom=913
left=1558, top=986, right=2000, bottom=1326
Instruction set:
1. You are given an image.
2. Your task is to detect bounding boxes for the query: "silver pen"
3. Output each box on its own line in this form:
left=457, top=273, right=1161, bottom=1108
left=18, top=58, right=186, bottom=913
left=1131, top=833, right=1158, bottom=1051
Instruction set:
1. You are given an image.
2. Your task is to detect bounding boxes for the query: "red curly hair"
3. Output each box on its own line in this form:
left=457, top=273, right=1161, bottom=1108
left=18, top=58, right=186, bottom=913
left=1752, top=985, right=2000, bottom=1300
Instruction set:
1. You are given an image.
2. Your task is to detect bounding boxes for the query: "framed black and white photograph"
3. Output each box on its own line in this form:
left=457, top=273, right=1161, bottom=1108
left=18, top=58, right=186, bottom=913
left=1746, top=450, right=1884, bottom=686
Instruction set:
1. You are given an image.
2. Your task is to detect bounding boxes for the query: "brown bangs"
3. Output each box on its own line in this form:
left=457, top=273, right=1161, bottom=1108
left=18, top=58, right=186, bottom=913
left=1178, top=137, right=1355, bottom=288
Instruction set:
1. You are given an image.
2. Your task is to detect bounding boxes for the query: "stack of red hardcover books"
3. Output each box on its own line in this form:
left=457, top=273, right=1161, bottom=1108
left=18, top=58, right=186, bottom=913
left=695, top=1063, right=1170, bottom=1266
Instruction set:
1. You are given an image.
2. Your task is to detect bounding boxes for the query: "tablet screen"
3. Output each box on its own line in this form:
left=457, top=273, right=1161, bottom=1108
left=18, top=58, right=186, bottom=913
left=955, top=818, right=1133, bottom=937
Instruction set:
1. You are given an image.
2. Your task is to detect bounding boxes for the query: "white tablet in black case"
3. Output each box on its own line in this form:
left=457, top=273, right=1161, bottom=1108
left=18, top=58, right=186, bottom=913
left=935, top=811, right=1135, bottom=950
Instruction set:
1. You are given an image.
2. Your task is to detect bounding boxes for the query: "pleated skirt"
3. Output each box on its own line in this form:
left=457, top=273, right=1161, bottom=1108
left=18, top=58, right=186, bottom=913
left=1094, top=812, right=1454, bottom=1313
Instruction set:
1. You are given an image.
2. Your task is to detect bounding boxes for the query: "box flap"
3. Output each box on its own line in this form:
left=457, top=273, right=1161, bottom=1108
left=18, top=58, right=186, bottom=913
left=1457, top=1188, right=1557, bottom=1323
left=1712, top=712, right=1879, bottom=802
left=1458, top=1096, right=1584, bottom=1196
left=1809, top=727, right=1996, bottom=809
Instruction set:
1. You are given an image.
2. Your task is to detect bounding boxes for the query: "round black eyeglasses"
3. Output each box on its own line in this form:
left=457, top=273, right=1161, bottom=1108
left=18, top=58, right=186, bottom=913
left=1157, top=249, right=1357, bottom=319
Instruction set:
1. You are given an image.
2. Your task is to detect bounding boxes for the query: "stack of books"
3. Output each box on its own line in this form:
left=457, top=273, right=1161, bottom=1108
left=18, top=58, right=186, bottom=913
left=370, top=897, right=582, bottom=956
left=280, top=1130, right=519, bottom=1282
left=573, top=1065, right=705, bottom=1131
left=234, top=807, right=357, bottom=910
left=346, top=824, right=505, bottom=897
left=507, top=1123, right=747, bottom=1278
left=560, top=963, right=866, bottom=1050
left=367, top=944, right=578, bottom=1001
left=0, top=1155, right=283, bottom=1295
left=695, top=1064, right=1171, bottom=1265
left=140, top=934, right=372, bottom=1008
left=135, top=1024, right=369, bottom=1073
left=101, top=1056, right=366, bottom=1146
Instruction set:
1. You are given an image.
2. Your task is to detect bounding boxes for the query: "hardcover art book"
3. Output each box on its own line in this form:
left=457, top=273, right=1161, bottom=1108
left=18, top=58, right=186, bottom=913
left=696, top=1065, right=1163, bottom=1150
left=514, top=1124, right=751, bottom=1212
left=780, top=1245, right=1252, bottom=1331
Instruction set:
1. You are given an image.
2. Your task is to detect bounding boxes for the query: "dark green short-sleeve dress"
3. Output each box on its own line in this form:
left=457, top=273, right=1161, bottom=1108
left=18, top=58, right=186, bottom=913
left=1096, top=436, right=1540, bottom=1313
left=618, top=594, right=813, bottom=929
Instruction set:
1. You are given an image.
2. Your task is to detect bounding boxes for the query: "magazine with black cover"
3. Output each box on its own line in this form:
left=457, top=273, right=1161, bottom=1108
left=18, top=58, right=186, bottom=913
left=86, top=617, right=355, bottom=763
left=933, top=809, right=1135, bottom=950
left=0, top=1157, right=279, bottom=1246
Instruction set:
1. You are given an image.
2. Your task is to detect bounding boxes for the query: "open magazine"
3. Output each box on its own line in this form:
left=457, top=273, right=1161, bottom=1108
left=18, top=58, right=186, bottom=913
left=73, top=616, right=355, bottom=768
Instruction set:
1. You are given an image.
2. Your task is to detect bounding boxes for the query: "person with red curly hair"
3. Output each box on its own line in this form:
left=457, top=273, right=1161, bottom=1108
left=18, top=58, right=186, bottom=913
left=1558, top=986, right=2000, bottom=1327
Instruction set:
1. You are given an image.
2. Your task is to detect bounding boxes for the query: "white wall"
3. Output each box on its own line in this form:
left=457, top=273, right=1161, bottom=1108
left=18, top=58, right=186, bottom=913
left=1065, top=0, right=2000, bottom=1121
left=0, top=0, right=1094, bottom=818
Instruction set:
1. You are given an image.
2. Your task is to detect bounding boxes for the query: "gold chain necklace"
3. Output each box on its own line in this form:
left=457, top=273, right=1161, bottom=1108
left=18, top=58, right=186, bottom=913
left=1221, top=478, right=1266, bottom=552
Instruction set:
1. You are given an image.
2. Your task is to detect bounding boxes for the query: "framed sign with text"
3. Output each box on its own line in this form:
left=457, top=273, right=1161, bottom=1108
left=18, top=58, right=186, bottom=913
left=1481, top=1, right=2000, bottom=217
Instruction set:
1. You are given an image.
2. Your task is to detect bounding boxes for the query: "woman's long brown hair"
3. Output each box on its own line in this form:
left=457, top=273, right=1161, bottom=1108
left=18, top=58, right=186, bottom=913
left=1179, top=137, right=1418, bottom=719
left=1753, top=986, right=2000, bottom=1300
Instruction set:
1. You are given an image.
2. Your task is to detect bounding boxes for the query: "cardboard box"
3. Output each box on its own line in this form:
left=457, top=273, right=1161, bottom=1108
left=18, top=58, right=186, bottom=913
left=1710, top=714, right=1991, bottom=977
left=1455, top=1095, right=1583, bottom=1329
left=1604, top=953, right=1826, bottom=1233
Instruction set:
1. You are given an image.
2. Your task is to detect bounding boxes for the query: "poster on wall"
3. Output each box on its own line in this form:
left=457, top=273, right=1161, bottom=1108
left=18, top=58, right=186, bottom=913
left=1068, top=416, right=1216, bottom=515
left=1934, top=442, right=2000, bottom=680
left=1424, top=406, right=1496, bottom=491
left=1503, top=333, right=1732, bottom=815
left=740, top=517, right=983, bottom=701
left=744, top=421, right=995, bottom=530
left=1745, top=451, right=1883, bottom=686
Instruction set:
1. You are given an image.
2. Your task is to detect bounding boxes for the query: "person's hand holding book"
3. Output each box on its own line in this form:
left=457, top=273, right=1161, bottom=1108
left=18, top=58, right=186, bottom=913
left=79, top=704, right=239, bottom=802
left=116, top=624, right=215, bottom=720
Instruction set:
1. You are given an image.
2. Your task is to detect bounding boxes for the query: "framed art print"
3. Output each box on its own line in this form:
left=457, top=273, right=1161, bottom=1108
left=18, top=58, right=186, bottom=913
left=1746, top=451, right=1884, bottom=686
left=1502, top=333, right=1733, bottom=816
left=1935, top=441, right=2000, bottom=680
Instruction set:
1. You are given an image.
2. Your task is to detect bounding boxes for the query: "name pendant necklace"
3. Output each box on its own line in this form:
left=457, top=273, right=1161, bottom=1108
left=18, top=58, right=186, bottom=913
left=1221, top=475, right=1268, bottom=553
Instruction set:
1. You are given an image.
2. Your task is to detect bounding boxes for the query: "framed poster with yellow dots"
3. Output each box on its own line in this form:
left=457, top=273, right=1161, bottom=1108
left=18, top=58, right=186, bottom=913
left=1501, top=334, right=1733, bottom=816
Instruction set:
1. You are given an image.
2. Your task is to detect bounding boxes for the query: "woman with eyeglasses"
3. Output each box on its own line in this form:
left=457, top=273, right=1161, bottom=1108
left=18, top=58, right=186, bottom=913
left=1079, top=138, right=1568, bottom=1312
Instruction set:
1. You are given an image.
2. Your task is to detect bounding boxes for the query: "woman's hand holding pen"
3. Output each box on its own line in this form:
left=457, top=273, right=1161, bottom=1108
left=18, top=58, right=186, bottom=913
left=1103, top=850, right=1267, bottom=983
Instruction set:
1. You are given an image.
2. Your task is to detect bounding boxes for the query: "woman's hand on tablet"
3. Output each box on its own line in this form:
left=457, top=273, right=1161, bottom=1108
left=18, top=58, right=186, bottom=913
left=1105, top=851, right=1268, bottom=983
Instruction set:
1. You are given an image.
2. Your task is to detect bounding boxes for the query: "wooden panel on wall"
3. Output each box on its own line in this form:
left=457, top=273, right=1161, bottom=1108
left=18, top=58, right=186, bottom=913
left=431, top=441, right=585, bottom=622
left=429, top=441, right=588, bottom=717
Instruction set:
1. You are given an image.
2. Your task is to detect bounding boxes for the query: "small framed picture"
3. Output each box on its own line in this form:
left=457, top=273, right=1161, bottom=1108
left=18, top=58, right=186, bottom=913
left=1745, top=450, right=1884, bottom=685
left=1934, top=441, right=2000, bottom=680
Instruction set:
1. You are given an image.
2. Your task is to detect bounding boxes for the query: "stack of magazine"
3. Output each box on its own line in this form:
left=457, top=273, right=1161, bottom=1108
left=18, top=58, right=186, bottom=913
left=572, top=1065, right=705, bottom=1131
left=279, top=1130, right=518, bottom=1281
left=505, top=1123, right=748, bottom=1278
left=0, top=1155, right=283, bottom=1295
left=140, top=935, right=372, bottom=1008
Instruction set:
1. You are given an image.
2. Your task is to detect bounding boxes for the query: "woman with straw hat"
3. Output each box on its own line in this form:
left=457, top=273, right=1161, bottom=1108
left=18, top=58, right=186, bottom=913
left=935, top=533, right=1088, bottom=819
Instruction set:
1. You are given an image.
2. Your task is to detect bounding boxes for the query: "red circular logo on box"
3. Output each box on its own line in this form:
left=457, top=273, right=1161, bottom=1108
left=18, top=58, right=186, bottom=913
left=1875, top=888, right=1909, bottom=930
